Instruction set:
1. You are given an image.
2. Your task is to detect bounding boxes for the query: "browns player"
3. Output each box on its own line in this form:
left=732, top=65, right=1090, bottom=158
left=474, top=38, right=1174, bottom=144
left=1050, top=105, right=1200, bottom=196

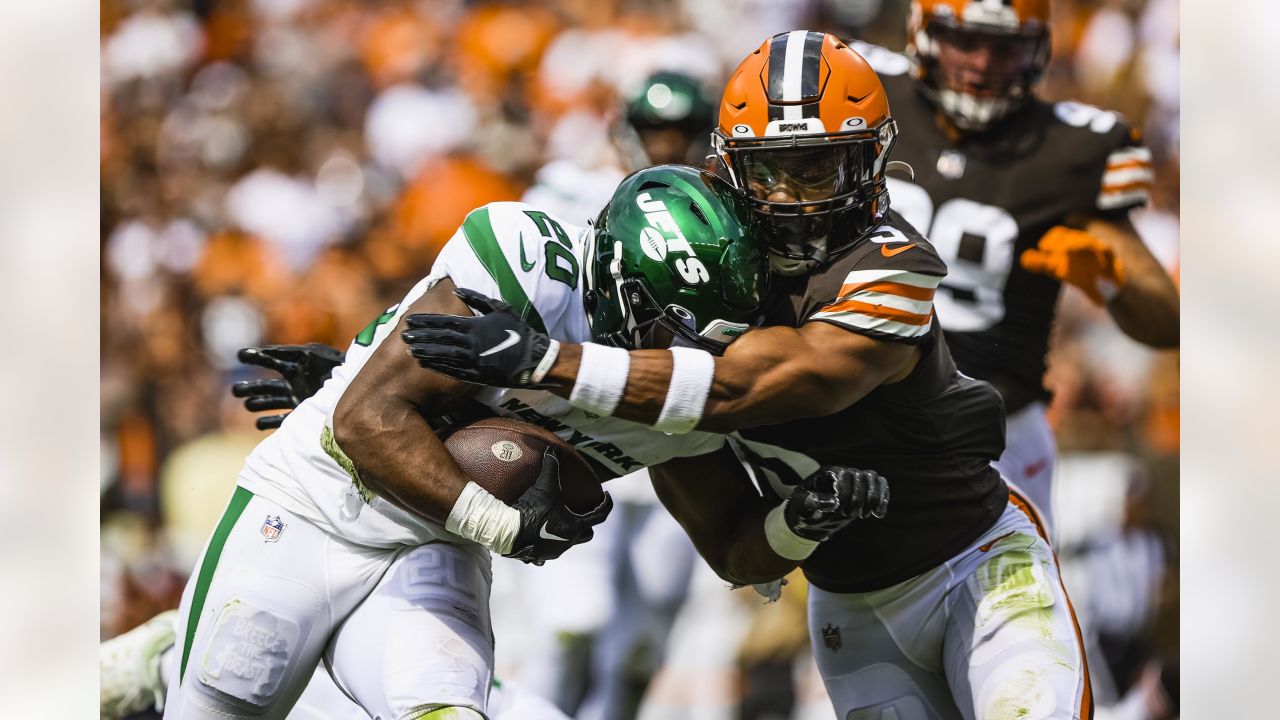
left=404, top=32, right=1096, bottom=719
left=850, top=0, right=1179, bottom=528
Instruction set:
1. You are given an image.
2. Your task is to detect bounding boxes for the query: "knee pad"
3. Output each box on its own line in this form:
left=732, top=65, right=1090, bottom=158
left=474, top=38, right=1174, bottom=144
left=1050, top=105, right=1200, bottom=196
left=404, top=705, right=486, bottom=720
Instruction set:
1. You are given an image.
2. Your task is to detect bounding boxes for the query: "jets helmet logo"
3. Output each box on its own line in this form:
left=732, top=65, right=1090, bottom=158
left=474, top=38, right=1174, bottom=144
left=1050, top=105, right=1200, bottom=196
left=634, top=192, right=710, bottom=285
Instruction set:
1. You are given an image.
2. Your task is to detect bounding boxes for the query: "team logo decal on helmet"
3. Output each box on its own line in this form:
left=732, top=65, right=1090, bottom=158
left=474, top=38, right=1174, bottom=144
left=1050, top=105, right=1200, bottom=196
left=907, top=0, right=1051, bottom=129
left=585, top=165, right=766, bottom=354
left=712, top=31, right=898, bottom=276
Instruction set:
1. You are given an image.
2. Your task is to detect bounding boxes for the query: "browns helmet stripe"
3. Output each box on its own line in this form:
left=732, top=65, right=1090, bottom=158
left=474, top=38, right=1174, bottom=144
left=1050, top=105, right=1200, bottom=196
left=800, top=31, right=824, bottom=118
left=766, top=33, right=788, bottom=120
left=765, top=31, right=828, bottom=121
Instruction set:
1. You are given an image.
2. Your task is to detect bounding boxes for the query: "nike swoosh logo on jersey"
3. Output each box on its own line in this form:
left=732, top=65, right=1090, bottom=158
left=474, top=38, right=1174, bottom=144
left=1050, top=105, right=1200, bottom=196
left=518, top=233, right=536, bottom=271
left=880, top=243, right=916, bottom=257
left=479, top=330, right=521, bottom=357
left=539, top=522, right=569, bottom=542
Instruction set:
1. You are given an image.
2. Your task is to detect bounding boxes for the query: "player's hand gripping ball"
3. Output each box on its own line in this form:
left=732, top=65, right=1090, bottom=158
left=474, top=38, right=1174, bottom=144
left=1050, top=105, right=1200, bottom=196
left=505, top=447, right=614, bottom=566
left=784, top=466, right=889, bottom=542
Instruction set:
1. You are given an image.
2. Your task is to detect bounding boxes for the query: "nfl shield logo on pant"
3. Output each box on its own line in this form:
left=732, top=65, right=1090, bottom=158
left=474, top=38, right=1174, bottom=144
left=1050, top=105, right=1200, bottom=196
left=261, top=515, right=285, bottom=542
left=822, top=623, right=842, bottom=652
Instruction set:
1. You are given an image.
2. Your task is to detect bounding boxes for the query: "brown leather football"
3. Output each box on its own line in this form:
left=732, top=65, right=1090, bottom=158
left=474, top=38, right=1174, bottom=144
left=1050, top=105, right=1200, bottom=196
left=442, top=416, right=604, bottom=512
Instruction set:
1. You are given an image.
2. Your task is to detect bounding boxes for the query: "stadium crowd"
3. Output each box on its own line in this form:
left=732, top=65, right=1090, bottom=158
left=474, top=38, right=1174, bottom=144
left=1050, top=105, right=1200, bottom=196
left=101, top=0, right=1179, bottom=717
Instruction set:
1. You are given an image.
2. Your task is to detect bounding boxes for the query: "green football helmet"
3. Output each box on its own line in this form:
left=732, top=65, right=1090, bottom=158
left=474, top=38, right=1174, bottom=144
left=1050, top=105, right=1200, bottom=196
left=615, top=71, right=717, bottom=168
left=585, top=165, right=766, bottom=354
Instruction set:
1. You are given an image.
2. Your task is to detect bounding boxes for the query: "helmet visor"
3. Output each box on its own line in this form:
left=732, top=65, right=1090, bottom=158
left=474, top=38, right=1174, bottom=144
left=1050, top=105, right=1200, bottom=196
left=736, top=143, right=876, bottom=211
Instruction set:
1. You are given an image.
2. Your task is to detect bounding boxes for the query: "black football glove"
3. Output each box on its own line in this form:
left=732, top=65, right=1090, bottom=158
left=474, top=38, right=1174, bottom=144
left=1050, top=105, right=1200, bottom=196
left=401, top=288, right=555, bottom=388
left=783, top=466, right=889, bottom=542
left=231, top=343, right=346, bottom=430
left=506, top=447, right=614, bottom=566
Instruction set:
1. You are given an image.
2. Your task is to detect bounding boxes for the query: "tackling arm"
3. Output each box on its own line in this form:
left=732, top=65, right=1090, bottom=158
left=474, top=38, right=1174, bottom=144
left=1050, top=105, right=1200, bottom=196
left=649, top=448, right=798, bottom=586
left=1084, top=214, right=1180, bottom=348
left=544, top=321, right=919, bottom=433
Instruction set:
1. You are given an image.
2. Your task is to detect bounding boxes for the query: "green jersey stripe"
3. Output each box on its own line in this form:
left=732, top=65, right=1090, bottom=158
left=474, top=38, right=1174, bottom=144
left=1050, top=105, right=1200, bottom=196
left=462, top=208, right=547, bottom=334
left=179, top=485, right=253, bottom=682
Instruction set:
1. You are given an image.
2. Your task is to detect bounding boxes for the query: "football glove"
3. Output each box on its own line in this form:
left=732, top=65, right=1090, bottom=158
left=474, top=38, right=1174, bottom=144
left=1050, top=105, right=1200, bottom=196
left=507, top=448, right=614, bottom=566
left=1021, top=226, right=1127, bottom=306
left=784, top=466, right=889, bottom=542
left=402, top=288, right=556, bottom=388
left=231, top=343, right=346, bottom=430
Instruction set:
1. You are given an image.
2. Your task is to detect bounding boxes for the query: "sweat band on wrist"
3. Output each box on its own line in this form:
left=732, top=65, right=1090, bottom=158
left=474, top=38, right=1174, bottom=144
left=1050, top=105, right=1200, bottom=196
left=569, top=342, right=631, bottom=416
left=530, top=339, right=561, bottom=385
left=653, top=346, right=715, bottom=434
left=764, top=503, right=819, bottom=561
left=446, top=481, right=520, bottom=555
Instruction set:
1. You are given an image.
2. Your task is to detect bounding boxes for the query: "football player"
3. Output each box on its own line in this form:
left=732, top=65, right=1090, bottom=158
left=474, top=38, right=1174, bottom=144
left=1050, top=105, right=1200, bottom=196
left=404, top=34, right=1095, bottom=719
left=157, top=164, right=883, bottom=719
left=848, top=0, right=1179, bottom=528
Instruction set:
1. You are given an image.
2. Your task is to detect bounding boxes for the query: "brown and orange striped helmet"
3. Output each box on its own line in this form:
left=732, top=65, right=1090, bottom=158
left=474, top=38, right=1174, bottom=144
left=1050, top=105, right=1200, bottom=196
left=712, top=31, right=898, bottom=276
left=907, top=0, right=1051, bottom=129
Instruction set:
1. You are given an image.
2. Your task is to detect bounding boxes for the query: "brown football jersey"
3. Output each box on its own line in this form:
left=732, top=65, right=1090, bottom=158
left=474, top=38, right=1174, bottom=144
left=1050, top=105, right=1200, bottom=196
left=852, top=41, right=1153, bottom=412
left=737, top=211, right=1009, bottom=593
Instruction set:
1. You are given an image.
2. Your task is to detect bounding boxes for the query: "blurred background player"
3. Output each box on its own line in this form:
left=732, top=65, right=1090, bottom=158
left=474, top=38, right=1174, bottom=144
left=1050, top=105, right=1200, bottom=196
left=101, top=1, right=1179, bottom=718
left=851, top=0, right=1178, bottom=529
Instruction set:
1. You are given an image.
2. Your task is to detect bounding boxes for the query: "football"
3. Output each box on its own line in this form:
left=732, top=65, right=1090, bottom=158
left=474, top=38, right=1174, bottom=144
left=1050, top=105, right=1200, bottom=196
left=442, top=416, right=604, bottom=512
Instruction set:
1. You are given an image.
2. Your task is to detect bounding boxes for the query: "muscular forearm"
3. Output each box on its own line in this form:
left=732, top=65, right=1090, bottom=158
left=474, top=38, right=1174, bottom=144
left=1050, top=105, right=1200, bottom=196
left=1083, top=214, right=1180, bottom=348
left=717, top=508, right=803, bottom=586
left=332, top=397, right=470, bottom=524
left=650, top=453, right=801, bottom=586
left=543, top=327, right=910, bottom=434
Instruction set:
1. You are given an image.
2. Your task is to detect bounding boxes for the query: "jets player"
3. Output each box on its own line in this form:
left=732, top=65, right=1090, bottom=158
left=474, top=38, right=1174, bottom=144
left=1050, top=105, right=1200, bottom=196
left=849, top=0, right=1179, bottom=528
left=404, top=34, right=1096, bottom=719
left=158, top=164, right=886, bottom=719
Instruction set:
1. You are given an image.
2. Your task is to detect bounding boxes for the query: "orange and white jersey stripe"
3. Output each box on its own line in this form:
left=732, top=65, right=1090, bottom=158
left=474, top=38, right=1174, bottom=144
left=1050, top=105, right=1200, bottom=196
left=1096, top=145, right=1153, bottom=211
left=811, top=268, right=943, bottom=340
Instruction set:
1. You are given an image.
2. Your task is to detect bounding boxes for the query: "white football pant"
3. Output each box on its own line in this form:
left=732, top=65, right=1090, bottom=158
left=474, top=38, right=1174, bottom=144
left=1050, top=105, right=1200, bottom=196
left=164, top=488, right=495, bottom=719
left=809, top=493, right=1092, bottom=720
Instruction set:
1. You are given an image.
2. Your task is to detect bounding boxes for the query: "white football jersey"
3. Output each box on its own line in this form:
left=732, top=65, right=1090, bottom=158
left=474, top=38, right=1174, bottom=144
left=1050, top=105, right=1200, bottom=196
left=238, top=202, right=727, bottom=548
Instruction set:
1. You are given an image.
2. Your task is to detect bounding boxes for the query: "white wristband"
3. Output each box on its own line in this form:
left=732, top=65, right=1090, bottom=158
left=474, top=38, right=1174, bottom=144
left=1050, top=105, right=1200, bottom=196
left=764, top=503, right=819, bottom=561
left=530, top=339, right=560, bottom=385
left=569, top=343, right=631, bottom=416
left=654, top=347, right=715, bottom=434
left=446, top=481, right=520, bottom=555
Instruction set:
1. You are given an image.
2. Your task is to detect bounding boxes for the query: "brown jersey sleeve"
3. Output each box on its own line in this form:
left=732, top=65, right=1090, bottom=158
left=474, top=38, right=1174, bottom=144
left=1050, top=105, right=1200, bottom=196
left=807, top=213, right=947, bottom=344
left=1050, top=101, right=1154, bottom=215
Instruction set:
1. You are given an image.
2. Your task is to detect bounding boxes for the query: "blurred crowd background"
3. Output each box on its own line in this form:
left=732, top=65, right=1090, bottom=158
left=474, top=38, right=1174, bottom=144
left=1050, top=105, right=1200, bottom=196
left=100, top=0, right=1179, bottom=717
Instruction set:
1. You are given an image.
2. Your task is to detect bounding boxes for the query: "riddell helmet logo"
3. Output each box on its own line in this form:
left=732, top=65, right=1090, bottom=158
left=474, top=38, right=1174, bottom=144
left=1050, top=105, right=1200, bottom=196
left=634, top=192, right=710, bottom=285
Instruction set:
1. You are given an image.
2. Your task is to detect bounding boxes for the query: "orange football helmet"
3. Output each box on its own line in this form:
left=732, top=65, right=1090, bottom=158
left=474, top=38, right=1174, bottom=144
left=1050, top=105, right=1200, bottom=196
left=713, top=31, right=898, bottom=275
left=907, top=0, right=1051, bottom=129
